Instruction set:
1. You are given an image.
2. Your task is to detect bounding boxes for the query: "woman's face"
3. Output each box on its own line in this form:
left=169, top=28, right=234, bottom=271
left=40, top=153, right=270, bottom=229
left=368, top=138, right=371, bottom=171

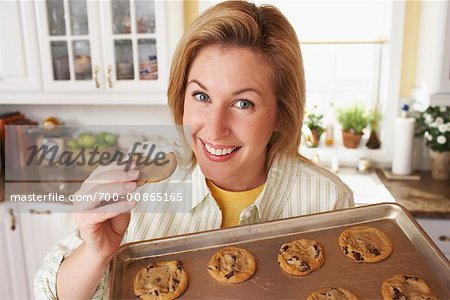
left=183, top=45, right=277, bottom=191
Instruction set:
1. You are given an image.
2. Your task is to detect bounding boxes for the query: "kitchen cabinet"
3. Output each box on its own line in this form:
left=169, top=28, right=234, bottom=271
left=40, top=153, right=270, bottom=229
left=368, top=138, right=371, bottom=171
left=0, top=1, right=42, bottom=92
left=0, top=202, right=77, bottom=299
left=416, top=217, right=450, bottom=261
left=426, top=1, right=450, bottom=106
left=34, top=0, right=168, bottom=94
left=20, top=203, right=77, bottom=298
left=0, top=202, right=31, bottom=299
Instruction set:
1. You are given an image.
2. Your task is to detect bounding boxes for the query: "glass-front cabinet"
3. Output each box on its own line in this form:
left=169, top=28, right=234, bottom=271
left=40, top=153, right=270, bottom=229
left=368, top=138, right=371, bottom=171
left=35, top=0, right=168, bottom=93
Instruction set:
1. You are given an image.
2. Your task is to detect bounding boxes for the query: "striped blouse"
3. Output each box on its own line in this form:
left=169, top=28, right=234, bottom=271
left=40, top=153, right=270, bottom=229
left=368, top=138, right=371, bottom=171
left=34, top=154, right=354, bottom=299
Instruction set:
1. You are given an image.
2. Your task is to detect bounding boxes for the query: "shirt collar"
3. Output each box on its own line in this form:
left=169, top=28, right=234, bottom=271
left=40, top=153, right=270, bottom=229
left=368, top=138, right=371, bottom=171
left=190, top=164, right=210, bottom=210
left=190, top=155, right=297, bottom=222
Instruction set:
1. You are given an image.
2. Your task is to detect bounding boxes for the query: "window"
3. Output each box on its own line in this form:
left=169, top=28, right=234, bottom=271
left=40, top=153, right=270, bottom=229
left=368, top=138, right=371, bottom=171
left=204, top=1, right=405, bottom=164
left=250, top=0, right=392, bottom=114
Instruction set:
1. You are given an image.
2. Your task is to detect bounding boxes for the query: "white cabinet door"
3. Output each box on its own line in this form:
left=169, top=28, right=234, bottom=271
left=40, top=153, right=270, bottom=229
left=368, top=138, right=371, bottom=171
left=34, top=0, right=169, bottom=94
left=0, top=203, right=30, bottom=300
left=34, top=0, right=103, bottom=92
left=98, top=0, right=168, bottom=93
left=19, top=203, right=77, bottom=298
left=0, top=1, right=41, bottom=92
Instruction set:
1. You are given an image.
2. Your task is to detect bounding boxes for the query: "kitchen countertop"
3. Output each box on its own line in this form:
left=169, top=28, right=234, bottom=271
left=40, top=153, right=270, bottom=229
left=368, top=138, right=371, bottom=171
left=1, top=170, right=449, bottom=218
left=375, top=169, right=450, bottom=219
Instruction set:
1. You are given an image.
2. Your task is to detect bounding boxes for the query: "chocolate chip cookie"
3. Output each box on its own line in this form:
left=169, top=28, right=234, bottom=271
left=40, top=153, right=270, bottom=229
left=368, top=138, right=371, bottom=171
left=132, top=152, right=177, bottom=186
left=133, top=260, right=188, bottom=300
left=339, top=226, right=392, bottom=263
left=307, top=287, right=359, bottom=300
left=381, top=274, right=437, bottom=300
left=207, top=246, right=256, bottom=284
left=277, top=239, right=325, bottom=276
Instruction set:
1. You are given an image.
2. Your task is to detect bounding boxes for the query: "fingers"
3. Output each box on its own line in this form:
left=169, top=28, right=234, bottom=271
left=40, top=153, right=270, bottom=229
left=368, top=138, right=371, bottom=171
left=73, top=181, right=137, bottom=211
left=92, top=199, right=136, bottom=223
left=74, top=167, right=139, bottom=211
left=82, top=177, right=137, bottom=196
left=87, top=167, right=138, bottom=184
left=74, top=198, right=136, bottom=225
left=88, top=161, right=136, bottom=179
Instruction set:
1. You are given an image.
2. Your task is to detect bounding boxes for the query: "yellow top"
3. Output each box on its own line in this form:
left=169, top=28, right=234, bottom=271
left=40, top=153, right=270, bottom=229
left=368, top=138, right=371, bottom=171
left=207, top=179, right=265, bottom=228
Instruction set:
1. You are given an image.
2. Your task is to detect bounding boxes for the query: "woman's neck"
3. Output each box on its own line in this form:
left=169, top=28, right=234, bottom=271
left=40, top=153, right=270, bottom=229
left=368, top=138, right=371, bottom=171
left=208, top=170, right=267, bottom=192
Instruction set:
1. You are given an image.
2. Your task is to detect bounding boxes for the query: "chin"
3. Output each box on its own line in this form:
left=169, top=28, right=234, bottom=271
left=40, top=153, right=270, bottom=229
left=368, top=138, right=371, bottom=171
left=197, top=160, right=234, bottom=181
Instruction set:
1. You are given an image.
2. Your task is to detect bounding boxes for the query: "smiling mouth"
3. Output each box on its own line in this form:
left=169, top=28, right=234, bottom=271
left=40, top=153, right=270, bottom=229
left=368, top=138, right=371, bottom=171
left=201, top=140, right=241, bottom=156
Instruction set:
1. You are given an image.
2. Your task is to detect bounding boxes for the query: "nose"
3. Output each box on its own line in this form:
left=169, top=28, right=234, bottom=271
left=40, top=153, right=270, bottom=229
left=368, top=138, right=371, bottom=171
left=205, top=104, right=231, bottom=141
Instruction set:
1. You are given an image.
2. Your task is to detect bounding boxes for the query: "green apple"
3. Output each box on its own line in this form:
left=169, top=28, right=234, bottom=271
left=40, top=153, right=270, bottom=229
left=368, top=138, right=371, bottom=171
left=67, top=139, right=79, bottom=149
left=104, top=133, right=118, bottom=146
left=97, top=132, right=107, bottom=143
left=78, top=133, right=97, bottom=148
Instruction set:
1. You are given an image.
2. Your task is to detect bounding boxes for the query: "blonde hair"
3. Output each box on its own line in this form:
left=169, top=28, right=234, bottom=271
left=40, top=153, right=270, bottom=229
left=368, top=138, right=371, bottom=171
left=168, top=1, right=305, bottom=170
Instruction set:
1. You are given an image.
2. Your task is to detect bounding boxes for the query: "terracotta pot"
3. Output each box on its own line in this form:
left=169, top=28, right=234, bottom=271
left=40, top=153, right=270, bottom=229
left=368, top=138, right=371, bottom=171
left=429, top=150, right=450, bottom=180
left=342, top=130, right=363, bottom=148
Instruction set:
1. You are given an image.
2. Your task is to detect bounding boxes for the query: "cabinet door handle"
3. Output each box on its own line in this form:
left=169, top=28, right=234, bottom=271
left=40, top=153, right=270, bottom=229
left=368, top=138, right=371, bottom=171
left=438, top=235, right=450, bottom=242
left=93, top=65, right=100, bottom=88
left=8, top=209, right=16, bottom=231
left=29, top=209, right=51, bottom=215
left=107, top=64, right=113, bottom=88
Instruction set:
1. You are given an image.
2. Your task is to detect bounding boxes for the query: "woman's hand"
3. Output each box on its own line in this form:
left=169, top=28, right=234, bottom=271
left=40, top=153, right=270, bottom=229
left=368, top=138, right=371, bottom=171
left=73, top=162, right=139, bottom=260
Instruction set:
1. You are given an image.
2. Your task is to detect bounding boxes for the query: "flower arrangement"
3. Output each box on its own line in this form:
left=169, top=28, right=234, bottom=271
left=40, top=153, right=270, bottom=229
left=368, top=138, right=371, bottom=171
left=415, top=106, right=450, bottom=152
left=302, top=109, right=324, bottom=148
left=305, top=112, right=325, bottom=135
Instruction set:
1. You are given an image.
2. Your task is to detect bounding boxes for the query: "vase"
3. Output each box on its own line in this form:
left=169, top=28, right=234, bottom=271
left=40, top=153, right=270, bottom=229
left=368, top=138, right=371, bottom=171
left=429, top=150, right=450, bottom=180
left=342, top=130, right=363, bottom=149
left=304, top=128, right=323, bottom=148
left=366, top=130, right=381, bottom=149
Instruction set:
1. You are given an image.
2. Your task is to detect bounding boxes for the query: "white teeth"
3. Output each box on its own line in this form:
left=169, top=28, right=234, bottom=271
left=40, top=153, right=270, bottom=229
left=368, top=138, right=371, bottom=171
left=204, top=143, right=237, bottom=156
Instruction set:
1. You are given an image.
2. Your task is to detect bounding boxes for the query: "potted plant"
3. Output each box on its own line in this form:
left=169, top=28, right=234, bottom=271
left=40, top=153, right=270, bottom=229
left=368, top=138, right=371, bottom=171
left=337, top=104, right=371, bottom=148
left=303, top=111, right=325, bottom=148
left=415, top=106, right=450, bottom=180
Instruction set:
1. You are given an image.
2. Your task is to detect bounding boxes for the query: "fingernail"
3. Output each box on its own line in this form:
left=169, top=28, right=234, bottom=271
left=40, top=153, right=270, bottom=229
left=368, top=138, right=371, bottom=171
left=128, top=170, right=139, bottom=178
left=125, top=182, right=136, bottom=189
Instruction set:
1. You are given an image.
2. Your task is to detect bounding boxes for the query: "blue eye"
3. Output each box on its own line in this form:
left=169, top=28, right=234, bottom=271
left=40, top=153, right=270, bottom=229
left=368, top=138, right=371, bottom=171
left=235, top=99, right=254, bottom=109
left=193, top=92, right=209, bottom=102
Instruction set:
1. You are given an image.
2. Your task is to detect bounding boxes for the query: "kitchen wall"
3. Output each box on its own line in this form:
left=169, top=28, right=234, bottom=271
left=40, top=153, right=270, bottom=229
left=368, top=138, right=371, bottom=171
left=0, top=104, right=173, bottom=125
left=1, top=1, right=183, bottom=126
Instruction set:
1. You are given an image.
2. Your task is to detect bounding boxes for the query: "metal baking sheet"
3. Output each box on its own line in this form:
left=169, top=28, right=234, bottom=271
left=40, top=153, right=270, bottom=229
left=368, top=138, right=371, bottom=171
left=107, top=203, right=450, bottom=299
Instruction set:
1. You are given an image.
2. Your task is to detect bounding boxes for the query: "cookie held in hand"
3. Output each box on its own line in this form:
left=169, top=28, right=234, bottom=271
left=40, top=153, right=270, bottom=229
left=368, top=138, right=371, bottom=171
left=277, top=239, right=325, bottom=276
left=381, top=274, right=437, bottom=300
left=131, top=152, right=177, bottom=186
left=133, top=260, right=188, bottom=300
left=207, top=246, right=256, bottom=284
left=307, top=287, right=359, bottom=300
left=339, top=226, right=392, bottom=263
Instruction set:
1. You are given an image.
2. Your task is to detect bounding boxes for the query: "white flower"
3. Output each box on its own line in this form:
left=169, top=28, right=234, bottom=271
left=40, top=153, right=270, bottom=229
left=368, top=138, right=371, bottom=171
left=446, top=122, right=450, bottom=132
left=437, top=135, right=446, bottom=144
left=424, top=131, right=433, bottom=141
left=429, top=122, right=437, bottom=128
left=439, top=124, right=447, bottom=133
left=435, top=117, right=444, bottom=125
left=424, top=114, right=433, bottom=124
left=439, top=106, right=447, bottom=112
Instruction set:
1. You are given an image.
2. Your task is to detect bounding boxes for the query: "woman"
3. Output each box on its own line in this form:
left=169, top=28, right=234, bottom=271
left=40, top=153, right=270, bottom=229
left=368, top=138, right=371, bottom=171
left=35, top=2, right=353, bottom=299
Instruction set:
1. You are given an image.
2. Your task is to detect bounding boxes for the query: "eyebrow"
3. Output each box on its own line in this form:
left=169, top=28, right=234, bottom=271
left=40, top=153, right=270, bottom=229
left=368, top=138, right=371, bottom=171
left=187, top=79, right=262, bottom=96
